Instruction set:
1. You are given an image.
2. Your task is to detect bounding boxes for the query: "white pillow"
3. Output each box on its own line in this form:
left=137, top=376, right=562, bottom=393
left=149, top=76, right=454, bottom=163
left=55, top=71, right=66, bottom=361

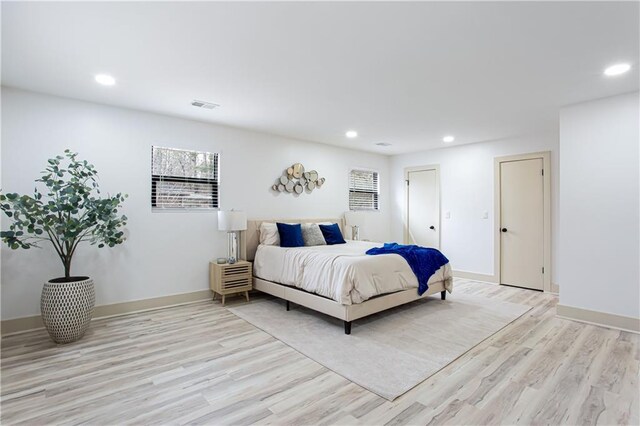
left=259, top=222, right=280, bottom=246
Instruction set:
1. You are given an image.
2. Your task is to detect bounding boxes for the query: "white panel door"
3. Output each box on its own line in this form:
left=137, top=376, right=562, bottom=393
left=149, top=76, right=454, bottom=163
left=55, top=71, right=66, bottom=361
left=407, top=169, right=440, bottom=248
left=500, top=158, right=544, bottom=290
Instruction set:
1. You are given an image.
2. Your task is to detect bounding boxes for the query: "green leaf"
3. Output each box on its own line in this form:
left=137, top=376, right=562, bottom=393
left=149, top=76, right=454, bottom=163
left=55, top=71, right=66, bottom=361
left=0, top=150, right=128, bottom=272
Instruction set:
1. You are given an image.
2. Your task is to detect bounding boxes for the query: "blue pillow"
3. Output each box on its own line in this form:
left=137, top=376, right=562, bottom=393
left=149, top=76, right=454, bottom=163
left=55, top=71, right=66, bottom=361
left=276, top=223, right=305, bottom=247
left=319, top=223, right=346, bottom=245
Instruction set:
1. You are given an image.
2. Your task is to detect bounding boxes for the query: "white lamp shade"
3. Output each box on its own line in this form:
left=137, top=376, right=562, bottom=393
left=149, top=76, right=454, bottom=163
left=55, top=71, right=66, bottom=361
left=218, top=210, right=247, bottom=231
left=344, top=211, right=365, bottom=227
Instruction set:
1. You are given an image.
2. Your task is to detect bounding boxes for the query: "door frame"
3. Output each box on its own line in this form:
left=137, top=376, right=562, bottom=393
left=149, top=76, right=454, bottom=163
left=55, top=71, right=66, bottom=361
left=494, top=152, right=551, bottom=292
left=404, top=165, right=441, bottom=248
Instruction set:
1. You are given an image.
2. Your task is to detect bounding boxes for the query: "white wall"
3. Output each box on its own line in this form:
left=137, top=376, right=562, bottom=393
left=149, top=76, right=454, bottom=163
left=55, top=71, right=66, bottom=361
left=1, top=87, right=391, bottom=320
left=559, top=92, right=639, bottom=319
left=389, top=132, right=560, bottom=284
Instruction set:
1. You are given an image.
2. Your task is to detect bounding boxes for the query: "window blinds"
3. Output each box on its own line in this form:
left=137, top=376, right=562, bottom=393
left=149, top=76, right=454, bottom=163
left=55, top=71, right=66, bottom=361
left=349, top=169, right=379, bottom=211
left=151, top=146, right=219, bottom=209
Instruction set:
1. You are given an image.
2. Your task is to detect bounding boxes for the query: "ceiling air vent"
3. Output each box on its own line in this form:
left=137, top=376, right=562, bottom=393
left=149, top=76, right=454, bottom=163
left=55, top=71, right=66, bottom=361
left=191, top=100, right=220, bottom=110
left=375, top=142, right=392, bottom=147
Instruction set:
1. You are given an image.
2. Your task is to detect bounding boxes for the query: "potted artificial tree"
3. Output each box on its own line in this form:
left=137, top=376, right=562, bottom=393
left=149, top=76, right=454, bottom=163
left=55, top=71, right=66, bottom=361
left=1, top=150, right=127, bottom=343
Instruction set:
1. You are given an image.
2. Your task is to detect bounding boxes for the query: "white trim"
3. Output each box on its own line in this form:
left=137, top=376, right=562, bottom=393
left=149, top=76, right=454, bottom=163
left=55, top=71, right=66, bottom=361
left=403, top=164, right=441, bottom=248
left=557, top=304, right=640, bottom=334
left=453, top=270, right=498, bottom=284
left=1, top=289, right=212, bottom=336
left=494, top=151, right=552, bottom=292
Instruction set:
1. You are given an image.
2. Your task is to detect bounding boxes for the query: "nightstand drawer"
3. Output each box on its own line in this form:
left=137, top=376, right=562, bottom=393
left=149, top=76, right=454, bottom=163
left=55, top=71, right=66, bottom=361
left=221, top=263, right=251, bottom=279
left=221, top=276, right=251, bottom=291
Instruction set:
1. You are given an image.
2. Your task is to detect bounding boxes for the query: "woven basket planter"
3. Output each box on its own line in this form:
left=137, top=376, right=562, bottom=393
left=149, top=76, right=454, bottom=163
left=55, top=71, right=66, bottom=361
left=41, top=277, right=95, bottom=344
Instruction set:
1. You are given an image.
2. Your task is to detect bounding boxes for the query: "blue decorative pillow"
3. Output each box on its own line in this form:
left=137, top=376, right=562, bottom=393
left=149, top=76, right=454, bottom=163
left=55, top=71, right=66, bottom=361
left=276, top=223, right=305, bottom=247
left=319, top=223, right=346, bottom=245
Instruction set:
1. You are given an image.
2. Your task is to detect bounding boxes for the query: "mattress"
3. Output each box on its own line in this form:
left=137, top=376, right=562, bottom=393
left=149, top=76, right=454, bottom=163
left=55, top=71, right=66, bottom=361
left=253, top=241, right=452, bottom=305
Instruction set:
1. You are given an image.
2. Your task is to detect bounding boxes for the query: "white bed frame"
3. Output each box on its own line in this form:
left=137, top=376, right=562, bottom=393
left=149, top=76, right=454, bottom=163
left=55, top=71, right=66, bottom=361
left=241, top=218, right=447, bottom=334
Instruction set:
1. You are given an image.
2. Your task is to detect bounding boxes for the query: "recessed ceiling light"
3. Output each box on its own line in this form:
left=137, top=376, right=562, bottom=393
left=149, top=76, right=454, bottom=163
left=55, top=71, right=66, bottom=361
left=604, top=63, right=631, bottom=76
left=375, top=142, right=392, bottom=147
left=95, top=74, right=116, bottom=86
left=346, top=130, right=358, bottom=138
left=443, top=135, right=455, bottom=143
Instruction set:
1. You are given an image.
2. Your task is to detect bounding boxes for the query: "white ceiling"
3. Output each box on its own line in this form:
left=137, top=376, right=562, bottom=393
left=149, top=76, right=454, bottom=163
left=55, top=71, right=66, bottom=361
left=2, top=2, right=638, bottom=155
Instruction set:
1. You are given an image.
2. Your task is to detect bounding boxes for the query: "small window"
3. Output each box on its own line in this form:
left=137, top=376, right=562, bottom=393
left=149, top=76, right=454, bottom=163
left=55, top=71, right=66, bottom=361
left=349, top=169, right=379, bottom=211
left=151, top=146, right=219, bottom=209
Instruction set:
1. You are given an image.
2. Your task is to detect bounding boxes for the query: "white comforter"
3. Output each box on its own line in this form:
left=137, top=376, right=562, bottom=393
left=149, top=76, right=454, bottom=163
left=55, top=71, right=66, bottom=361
left=253, top=241, right=453, bottom=305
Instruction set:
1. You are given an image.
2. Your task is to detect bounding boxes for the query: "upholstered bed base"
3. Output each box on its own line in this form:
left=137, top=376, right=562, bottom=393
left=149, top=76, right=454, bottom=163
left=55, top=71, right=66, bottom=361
left=253, top=276, right=446, bottom=334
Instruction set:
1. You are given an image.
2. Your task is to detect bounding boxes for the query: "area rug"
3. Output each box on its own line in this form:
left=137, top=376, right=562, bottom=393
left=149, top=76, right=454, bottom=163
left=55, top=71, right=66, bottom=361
left=228, top=293, right=531, bottom=400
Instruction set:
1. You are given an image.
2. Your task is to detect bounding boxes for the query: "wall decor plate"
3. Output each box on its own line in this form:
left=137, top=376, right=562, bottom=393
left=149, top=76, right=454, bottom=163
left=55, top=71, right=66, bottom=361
left=280, top=175, right=288, bottom=185
left=285, top=180, right=295, bottom=192
left=294, top=183, right=303, bottom=194
left=292, top=163, right=304, bottom=179
left=307, top=180, right=316, bottom=190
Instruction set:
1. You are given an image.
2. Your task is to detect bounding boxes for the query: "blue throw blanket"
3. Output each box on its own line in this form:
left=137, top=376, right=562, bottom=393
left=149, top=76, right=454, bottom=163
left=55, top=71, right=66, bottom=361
left=366, top=243, right=449, bottom=295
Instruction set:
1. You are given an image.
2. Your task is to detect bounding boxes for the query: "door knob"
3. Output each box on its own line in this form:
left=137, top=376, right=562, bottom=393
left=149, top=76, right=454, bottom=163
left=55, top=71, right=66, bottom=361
left=501, top=228, right=508, bottom=233
left=429, top=226, right=435, bottom=230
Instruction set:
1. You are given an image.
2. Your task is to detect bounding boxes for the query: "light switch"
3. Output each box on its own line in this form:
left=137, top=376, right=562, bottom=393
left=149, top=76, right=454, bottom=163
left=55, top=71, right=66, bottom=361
left=482, top=211, right=489, bottom=219
left=445, top=211, right=451, bottom=219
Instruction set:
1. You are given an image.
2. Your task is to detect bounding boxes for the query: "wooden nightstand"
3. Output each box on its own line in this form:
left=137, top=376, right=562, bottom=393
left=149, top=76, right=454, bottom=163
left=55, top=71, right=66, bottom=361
left=209, top=260, right=252, bottom=306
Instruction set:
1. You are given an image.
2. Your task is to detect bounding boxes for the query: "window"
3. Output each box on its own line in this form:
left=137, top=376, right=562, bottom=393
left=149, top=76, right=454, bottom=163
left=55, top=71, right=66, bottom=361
left=151, top=146, right=219, bottom=209
left=349, top=169, right=379, bottom=211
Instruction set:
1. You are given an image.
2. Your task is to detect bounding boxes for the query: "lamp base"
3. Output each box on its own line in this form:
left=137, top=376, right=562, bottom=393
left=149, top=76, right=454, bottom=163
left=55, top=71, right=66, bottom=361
left=227, top=231, right=241, bottom=263
left=351, top=225, right=360, bottom=241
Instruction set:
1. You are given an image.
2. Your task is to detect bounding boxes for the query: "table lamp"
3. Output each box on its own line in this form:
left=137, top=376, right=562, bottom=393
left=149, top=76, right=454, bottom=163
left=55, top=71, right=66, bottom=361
left=218, top=210, right=247, bottom=264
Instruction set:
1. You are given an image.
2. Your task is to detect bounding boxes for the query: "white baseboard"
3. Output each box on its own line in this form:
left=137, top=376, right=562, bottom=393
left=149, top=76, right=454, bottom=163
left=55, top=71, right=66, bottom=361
left=453, top=271, right=560, bottom=295
left=453, top=270, right=498, bottom=284
left=557, top=304, right=640, bottom=334
left=1, top=289, right=212, bottom=336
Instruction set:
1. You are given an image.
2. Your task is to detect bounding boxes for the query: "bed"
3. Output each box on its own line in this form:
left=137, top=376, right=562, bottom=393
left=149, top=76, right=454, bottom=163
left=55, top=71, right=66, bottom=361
left=241, top=218, right=453, bottom=334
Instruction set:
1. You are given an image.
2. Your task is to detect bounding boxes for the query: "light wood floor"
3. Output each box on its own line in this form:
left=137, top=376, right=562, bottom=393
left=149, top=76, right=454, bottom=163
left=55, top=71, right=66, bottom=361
left=1, top=279, right=638, bottom=425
